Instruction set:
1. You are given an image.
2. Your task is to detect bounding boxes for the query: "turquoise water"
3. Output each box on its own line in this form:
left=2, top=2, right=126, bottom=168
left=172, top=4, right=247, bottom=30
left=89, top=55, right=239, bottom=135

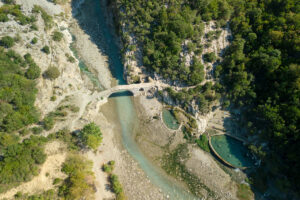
left=162, top=109, right=180, bottom=130
left=75, top=0, right=199, bottom=199
left=211, top=135, right=254, bottom=168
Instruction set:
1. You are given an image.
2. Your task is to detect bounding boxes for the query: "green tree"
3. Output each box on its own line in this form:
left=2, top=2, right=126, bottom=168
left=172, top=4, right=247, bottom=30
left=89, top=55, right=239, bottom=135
left=79, top=123, right=102, bottom=150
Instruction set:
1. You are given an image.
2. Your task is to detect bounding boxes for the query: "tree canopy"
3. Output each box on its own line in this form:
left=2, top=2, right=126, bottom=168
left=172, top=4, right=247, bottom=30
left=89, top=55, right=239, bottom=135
left=79, top=123, right=103, bottom=150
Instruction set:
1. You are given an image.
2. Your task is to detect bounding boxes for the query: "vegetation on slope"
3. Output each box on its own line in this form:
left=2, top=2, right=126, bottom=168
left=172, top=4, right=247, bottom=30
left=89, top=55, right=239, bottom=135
left=0, top=135, right=47, bottom=193
left=59, top=154, right=96, bottom=200
left=0, top=4, right=35, bottom=25
left=216, top=0, right=300, bottom=197
left=113, top=0, right=300, bottom=198
left=0, top=48, right=40, bottom=132
left=0, top=3, right=104, bottom=199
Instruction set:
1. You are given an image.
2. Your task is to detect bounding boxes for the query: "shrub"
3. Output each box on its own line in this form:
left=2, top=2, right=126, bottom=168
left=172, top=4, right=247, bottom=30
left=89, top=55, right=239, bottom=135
left=26, top=64, right=41, bottom=79
left=31, top=37, right=38, bottom=44
left=30, top=24, right=38, bottom=31
left=70, top=105, right=80, bottom=113
left=79, top=122, right=103, bottom=150
left=43, top=116, right=55, bottom=130
left=24, top=53, right=41, bottom=79
left=53, top=178, right=61, bottom=185
left=195, top=134, right=210, bottom=152
left=203, top=52, right=216, bottom=63
left=59, top=155, right=95, bottom=199
left=50, top=95, right=57, bottom=101
left=65, top=53, right=75, bottom=63
left=110, top=174, right=125, bottom=200
left=31, top=126, right=43, bottom=134
left=0, top=36, right=14, bottom=48
left=0, top=13, right=9, bottom=22
left=44, top=66, right=60, bottom=80
left=52, top=31, right=63, bottom=42
left=32, top=5, right=53, bottom=29
left=102, top=161, right=115, bottom=173
left=19, top=128, right=30, bottom=136
left=0, top=133, right=19, bottom=148
left=42, top=45, right=50, bottom=54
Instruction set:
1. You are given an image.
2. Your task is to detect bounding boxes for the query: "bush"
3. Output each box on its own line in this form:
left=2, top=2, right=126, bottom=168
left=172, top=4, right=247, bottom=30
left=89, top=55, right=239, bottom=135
left=0, top=36, right=14, bottom=48
left=43, top=116, right=55, bottom=130
left=43, top=66, right=60, bottom=80
left=102, top=161, right=115, bottom=173
left=79, top=122, right=103, bottom=150
left=24, top=53, right=41, bottom=79
left=53, top=178, right=61, bottom=185
left=52, top=31, right=63, bottom=42
left=42, top=45, right=50, bottom=54
left=110, top=174, right=125, bottom=200
left=31, top=126, right=43, bottom=134
left=203, top=52, right=216, bottom=63
left=195, top=134, right=210, bottom=152
left=19, top=128, right=30, bottom=136
left=50, top=95, right=57, bottom=101
left=31, top=37, right=38, bottom=44
left=70, top=105, right=80, bottom=113
left=59, top=155, right=95, bottom=199
left=65, top=53, right=75, bottom=63
left=26, top=64, right=41, bottom=79
left=0, top=13, right=9, bottom=22
left=30, top=24, right=38, bottom=31
left=32, top=5, right=53, bottom=29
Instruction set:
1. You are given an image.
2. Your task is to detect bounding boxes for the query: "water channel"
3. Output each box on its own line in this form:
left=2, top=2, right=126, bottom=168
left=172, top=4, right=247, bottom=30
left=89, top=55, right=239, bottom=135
left=73, top=0, right=198, bottom=199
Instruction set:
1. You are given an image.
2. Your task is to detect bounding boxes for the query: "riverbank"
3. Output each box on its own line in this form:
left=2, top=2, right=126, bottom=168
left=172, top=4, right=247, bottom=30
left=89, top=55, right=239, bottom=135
left=133, top=96, right=243, bottom=200
left=68, top=0, right=167, bottom=199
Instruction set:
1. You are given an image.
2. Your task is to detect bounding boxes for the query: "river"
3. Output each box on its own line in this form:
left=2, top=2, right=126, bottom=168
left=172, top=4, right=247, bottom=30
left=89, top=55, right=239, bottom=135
left=73, top=0, right=199, bottom=199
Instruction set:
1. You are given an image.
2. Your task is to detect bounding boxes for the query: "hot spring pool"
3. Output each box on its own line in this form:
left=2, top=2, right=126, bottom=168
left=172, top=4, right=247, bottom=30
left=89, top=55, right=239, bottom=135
left=210, top=135, right=254, bottom=168
left=162, top=109, right=180, bottom=130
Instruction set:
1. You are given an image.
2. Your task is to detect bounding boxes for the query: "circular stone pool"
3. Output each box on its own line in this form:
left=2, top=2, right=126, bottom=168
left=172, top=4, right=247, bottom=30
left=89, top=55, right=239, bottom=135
left=162, top=109, right=180, bottom=130
left=210, top=135, right=254, bottom=168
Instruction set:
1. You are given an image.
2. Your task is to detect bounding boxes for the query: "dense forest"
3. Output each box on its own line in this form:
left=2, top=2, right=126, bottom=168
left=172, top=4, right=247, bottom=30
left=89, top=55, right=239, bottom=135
left=113, top=0, right=299, bottom=198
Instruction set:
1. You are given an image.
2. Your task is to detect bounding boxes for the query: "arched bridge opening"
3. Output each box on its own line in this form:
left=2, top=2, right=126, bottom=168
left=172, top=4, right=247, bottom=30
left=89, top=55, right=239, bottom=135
left=108, top=90, right=134, bottom=98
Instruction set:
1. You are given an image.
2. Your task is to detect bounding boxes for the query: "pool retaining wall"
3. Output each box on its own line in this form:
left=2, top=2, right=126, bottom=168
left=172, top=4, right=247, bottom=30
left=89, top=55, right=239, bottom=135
left=208, top=134, right=248, bottom=170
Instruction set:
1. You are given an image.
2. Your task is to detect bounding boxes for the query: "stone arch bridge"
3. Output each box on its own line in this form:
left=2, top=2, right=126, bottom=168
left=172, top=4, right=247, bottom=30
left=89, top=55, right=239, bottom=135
left=92, top=82, right=169, bottom=100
